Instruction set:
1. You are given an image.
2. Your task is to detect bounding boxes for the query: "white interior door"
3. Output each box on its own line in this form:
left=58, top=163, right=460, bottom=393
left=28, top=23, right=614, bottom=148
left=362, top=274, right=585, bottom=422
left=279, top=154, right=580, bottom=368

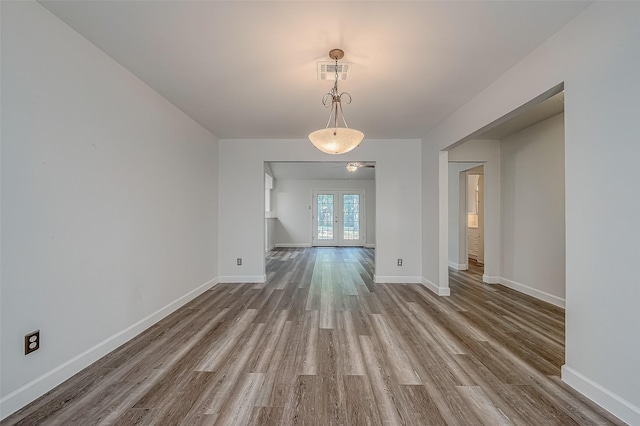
left=313, top=190, right=365, bottom=247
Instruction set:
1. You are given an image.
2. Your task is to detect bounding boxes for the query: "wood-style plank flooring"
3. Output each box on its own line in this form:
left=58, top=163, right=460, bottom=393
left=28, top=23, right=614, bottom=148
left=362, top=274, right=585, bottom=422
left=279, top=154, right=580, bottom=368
left=2, top=248, right=624, bottom=425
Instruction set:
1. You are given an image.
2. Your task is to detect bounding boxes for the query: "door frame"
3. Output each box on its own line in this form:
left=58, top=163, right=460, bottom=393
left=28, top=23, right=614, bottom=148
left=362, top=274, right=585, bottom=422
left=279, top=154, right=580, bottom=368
left=464, top=169, right=484, bottom=265
left=312, top=189, right=366, bottom=247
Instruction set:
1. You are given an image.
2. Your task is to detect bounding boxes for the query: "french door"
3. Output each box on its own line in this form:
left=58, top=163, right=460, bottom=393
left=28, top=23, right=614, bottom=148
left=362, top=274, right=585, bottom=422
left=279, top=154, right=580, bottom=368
left=312, top=190, right=365, bottom=246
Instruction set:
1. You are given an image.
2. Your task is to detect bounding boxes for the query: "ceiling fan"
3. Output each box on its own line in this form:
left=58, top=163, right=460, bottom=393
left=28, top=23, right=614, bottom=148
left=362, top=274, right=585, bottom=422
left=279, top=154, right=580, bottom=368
left=346, top=162, right=375, bottom=172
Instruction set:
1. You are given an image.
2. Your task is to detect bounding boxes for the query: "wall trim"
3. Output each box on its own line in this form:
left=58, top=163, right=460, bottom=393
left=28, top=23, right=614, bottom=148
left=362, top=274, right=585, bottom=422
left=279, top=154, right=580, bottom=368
left=482, top=274, right=500, bottom=284
left=364, top=244, right=376, bottom=249
left=265, top=245, right=275, bottom=253
left=484, top=275, right=565, bottom=308
left=274, top=243, right=312, bottom=248
left=374, top=275, right=422, bottom=284
left=562, top=365, right=639, bottom=425
left=420, top=277, right=451, bottom=296
left=448, top=261, right=468, bottom=270
left=0, top=277, right=218, bottom=420
left=498, top=276, right=565, bottom=308
left=218, top=275, right=266, bottom=283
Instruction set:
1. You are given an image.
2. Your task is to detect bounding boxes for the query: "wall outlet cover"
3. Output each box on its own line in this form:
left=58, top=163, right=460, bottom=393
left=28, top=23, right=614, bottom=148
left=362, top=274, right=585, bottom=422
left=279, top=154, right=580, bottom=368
left=25, top=330, right=40, bottom=355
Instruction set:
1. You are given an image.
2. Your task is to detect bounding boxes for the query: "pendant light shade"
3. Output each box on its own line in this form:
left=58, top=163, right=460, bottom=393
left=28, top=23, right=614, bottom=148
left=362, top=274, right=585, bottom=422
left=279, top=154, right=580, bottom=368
left=309, top=49, right=364, bottom=155
left=309, top=128, right=364, bottom=155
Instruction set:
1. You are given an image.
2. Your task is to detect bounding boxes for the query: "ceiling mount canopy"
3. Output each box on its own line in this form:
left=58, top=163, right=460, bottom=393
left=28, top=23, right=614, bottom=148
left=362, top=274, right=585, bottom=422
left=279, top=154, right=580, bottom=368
left=309, top=49, right=364, bottom=155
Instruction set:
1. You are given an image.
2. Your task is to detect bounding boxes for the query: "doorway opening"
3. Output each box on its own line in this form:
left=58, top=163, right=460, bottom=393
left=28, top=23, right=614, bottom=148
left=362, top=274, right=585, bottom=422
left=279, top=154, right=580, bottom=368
left=264, top=161, right=376, bottom=267
left=445, top=86, right=565, bottom=309
left=466, top=166, right=484, bottom=273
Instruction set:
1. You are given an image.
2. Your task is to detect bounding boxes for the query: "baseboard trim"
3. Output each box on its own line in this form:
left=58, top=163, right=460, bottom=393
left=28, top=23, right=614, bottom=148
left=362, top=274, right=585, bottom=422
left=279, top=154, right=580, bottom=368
left=420, top=277, right=451, bottom=296
left=562, top=365, right=639, bottom=425
left=274, top=243, right=311, bottom=248
left=499, top=276, right=565, bottom=308
left=448, top=261, right=468, bottom=271
left=364, top=244, right=376, bottom=249
left=218, top=275, right=266, bottom=283
left=265, top=244, right=275, bottom=253
left=483, top=275, right=565, bottom=308
left=482, top=274, right=500, bottom=284
left=374, top=275, right=422, bottom=284
left=0, top=277, right=218, bottom=421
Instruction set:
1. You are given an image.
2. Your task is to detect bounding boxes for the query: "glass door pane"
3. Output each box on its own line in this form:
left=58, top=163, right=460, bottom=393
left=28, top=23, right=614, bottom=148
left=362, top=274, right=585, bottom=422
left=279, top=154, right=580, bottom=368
left=313, top=192, right=337, bottom=246
left=338, top=191, right=364, bottom=246
left=317, top=194, right=334, bottom=240
left=342, top=194, right=360, bottom=241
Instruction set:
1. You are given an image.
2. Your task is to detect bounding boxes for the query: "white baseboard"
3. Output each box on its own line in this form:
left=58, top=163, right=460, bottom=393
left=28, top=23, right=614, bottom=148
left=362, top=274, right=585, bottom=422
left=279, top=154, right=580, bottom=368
left=218, top=275, right=266, bottom=283
left=0, top=277, right=218, bottom=421
left=482, top=274, right=500, bottom=284
left=420, top=277, right=451, bottom=296
left=374, top=275, right=422, bottom=284
left=498, top=277, right=565, bottom=308
left=364, top=244, right=376, bottom=249
left=448, top=261, right=468, bottom=271
left=265, top=244, right=275, bottom=253
left=483, top=275, right=565, bottom=308
left=562, top=365, right=639, bottom=425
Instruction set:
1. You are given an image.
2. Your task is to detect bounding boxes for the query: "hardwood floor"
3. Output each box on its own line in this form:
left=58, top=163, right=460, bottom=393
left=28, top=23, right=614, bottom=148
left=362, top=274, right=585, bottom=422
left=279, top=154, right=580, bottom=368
left=2, top=248, right=624, bottom=425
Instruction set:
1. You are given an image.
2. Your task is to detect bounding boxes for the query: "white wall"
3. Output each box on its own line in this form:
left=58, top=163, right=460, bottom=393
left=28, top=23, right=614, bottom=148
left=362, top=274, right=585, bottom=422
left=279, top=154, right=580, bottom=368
left=448, top=140, right=501, bottom=282
left=264, top=163, right=275, bottom=252
left=501, top=113, right=565, bottom=306
left=273, top=179, right=375, bottom=247
left=265, top=219, right=276, bottom=252
left=425, top=3, right=640, bottom=423
left=448, top=163, right=482, bottom=269
left=1, top=2, right=218, bottom=418
left=421, top=144, right=451, bottom=295
left=219, top=139, right=421, bottom=283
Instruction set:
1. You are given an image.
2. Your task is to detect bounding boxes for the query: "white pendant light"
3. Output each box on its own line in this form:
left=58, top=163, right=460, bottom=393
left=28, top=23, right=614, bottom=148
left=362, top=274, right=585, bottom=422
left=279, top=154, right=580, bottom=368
left=309, top=49, right=364, bottom=155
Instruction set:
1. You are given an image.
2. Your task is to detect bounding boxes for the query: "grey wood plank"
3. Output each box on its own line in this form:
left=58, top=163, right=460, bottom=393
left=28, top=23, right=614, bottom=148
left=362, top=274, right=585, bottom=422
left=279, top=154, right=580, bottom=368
left=317, top=328, right=346, bottom=425
left=319, top=264, right=336, bottom=329
left=247, top=309, right=289, bottom=374
left=296, top=310, right=319, bottom=375
left=359, top=334, right=405, bottom=425
left=343, top=375, right=382, bottom=426
left=283, top=375, right=318, bottom=426
left=198, top=323, right=266, bottom=418
left=253, top=320, right=293, bottom=408
left=214, top=373, right=265, bottom=426
left=455, top=385, right=513, bottom=426
left=336, top=310, right=365, bottom=376
left=247, top=406, right=284, bottom=426
left=397, top=384, right=448, bottom=426
left=369, top=313, right=422, bottom=385
left=194, top=309, right=258, bottom=372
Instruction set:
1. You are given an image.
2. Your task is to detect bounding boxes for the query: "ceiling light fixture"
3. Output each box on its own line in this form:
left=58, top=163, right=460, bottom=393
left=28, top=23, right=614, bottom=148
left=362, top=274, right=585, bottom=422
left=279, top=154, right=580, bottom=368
left=309, top=49, right=364, bottom=155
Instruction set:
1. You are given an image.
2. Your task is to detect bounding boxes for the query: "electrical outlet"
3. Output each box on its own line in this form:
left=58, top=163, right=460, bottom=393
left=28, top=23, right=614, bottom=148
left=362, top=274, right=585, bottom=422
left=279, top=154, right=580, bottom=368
left=397, top=259, right=403, bottom=266
left=237, top=258, right=242, bottom=266
left=25, top=330, right=40, bottom=355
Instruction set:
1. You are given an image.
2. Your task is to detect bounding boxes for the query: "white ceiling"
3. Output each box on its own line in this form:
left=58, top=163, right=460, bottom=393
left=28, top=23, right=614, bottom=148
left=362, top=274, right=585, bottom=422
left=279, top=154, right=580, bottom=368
left=39, top=1, right=590, bottom=140
left=270, top=91, right=563, bottom=181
